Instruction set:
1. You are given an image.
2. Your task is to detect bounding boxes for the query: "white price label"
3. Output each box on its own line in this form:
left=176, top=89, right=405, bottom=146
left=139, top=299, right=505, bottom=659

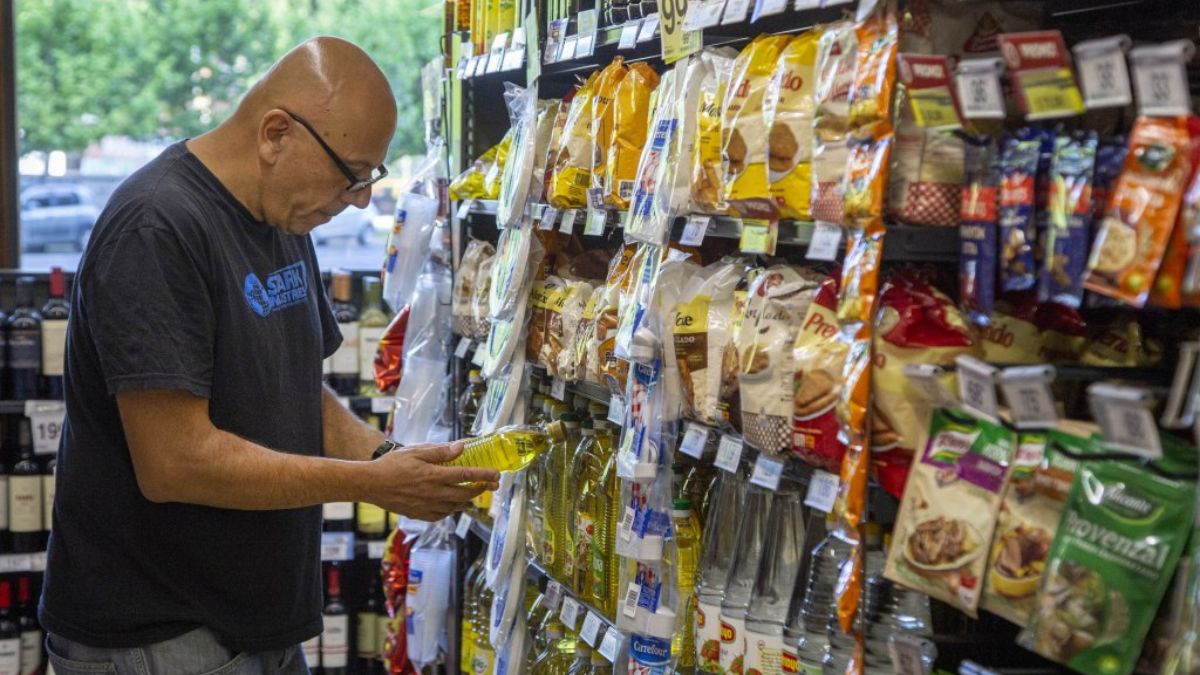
left=467, top=55, right=486, bottom=77
left=599, top=628, right=622, bottom=662
left=721, top=0, right=751, bottom=24
left=539, top=206, right=560, bottom=230
left=502, top=47, right=525, bottom=72
left=577, top=9, right=599, bottom=57
left=370, top=397, right=393, bottom=414
left=576, top=33, right=596, bottom=58
left=750, top=455, right=785, bottom=491
left=793, top=0, right=821, bottom=9
left=471, top=347, right=487, bottom=367
left=559, top=35, right=580, bottom=62
left=560, top=209, right=579, bottom=234
left=581, top=612, right=604, bottom=646
left=456, top=55, right=471, bottom=79
left=1131, top=43, right=1193, bottom=116
left=956, top=355, right=999, bottom=421
left=320, top=532, right=355, bottom=561
left=544, top=580, right=564, bottom=613
left=29, top=551, right=47, bottom=572
left=608, top=396, right=625, bottom=425
left=487, top=33, right=510, bottom=73
left=456, top=200, right=474, bottom=219
left=755, top=0, right=789, bottom=17
left=955, top=59, right=1007, bottom=120
left=714, top=435, right=744, bottom=473
left=585, top=209, right=608, bottom=236
left=804, top=469, right=840, bottom=514
left=560, top=597, right=581, bottom=629
left=0, top=556, right=31, bottom=574
left=337, top=396, right=351, bottom=409
left=680, top=423, right=710, bottom=459
left=1074, top=36, right=1132, bottom=109
left=367, top=540, right=388, bottom=559
left=26, top=400, right=65, bottom=456
left=455, top=337, right=472, bottom=358
left=679, top=215, right=712, bottom=246
left=623, top=582, right=642, bottom=618
left=903, top=364, right=958, bottom=408
left=619, top=20, right=641, bottom=49
left=637, top=13, right=659, bottom=42
left=551, top=377, right=567, bottom=401
left=806, top=222, right=843, bottom=261
left=999, top=366, right=1058, bottom=429
left=888, top=634, right=933, bottom=675
left=1090, top=384, right=1162, bottom=459
left=685, top=0, right=726, bottom=30
left=619, top=506, right=636, bottom=542
left=456, top=512, right=473, bottom=539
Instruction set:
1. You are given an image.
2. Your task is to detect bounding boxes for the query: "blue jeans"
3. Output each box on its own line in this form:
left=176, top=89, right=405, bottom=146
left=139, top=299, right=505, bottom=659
left=46, top=628, right=311, bottom=675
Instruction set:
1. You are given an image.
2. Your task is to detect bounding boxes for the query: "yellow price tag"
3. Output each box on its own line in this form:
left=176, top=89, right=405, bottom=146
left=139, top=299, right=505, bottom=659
left=659, top=0, right=702, bottom=64
left=1020, top=68, right=1085, bottom=120
left=739, top=219, right=777, bottom=255
left=908, top=88, right=961, bottom=130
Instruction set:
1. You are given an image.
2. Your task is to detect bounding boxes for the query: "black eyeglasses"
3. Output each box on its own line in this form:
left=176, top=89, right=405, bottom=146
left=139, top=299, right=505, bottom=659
left=282, top=109, right=388, bottom=192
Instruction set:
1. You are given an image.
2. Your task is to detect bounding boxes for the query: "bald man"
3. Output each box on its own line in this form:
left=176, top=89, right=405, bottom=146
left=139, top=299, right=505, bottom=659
left=39, top=38, right=498, bottom=674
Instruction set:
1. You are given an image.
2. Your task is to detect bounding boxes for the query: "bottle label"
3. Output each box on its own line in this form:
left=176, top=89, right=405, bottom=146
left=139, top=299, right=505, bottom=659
left=459, top=623, right=476, bottom=673
left=575, top=512, right=594, bottom=590
left=358, top=612, right=380, bottom=658
left=696, top=600, right=723, bottom=674
left=743, top=628, right=784, bottom=675
left=359, top=326, right=386, bottom=382
left=377, top=614, right=390, bottom=654
left=781, top=647, right=799, bottom=675
left=321, top=614, right=350, bottom=667
left=301, top=635, right=321, bottom=667
left=628, top=633, right=671, bottom=675
left=472, top=645, right=495, bottom=675
left=41, top=320, right=68, bottom=377
left=42, top=472, right=55, bottom=531
left=357, top=502, right=387, bottom=535
left=0, top=478, right=8, bottom=531
left=7, top=330, right=38, bottom=369
left=9, top=476, right=42, bottom=534
left=0, top=637, right=20, bottom=675
left=323, top=502, right=354, bottom=523
left=717, top=614, right=745, bottom=675
left=19, top=630, right=40, bottom=675
left=333, top=322, right=360, bottom=375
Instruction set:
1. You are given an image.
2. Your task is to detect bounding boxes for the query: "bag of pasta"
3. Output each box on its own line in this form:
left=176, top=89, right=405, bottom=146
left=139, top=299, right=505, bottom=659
left=690, top=48, right=737, bottom=215
left=604, top=62, right=661, bottom=210
left=764, top=29, right=820, bottom=221
left=721, top=34, right=791, bottom=220
left=549, top=73, right=599, bottom=209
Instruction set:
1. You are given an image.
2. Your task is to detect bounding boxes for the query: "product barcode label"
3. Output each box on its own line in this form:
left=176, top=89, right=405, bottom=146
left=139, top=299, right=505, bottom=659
left=456, top=513, right=473, bottom=539
left=999, top=366, right=1058, bottom=429
left=679, top=423, right=709, bottom=459
left=620, top=506, right=636, bottom=541
left=25, top=400, right=65, bottom=456
left=544, top=580, right=564, bottom=613
left=714, top=435, right=743, bottom=473
left=750, top=455, right=784, bottom=491
left=598, top=628, right=622, bottom=662
left=623, top=582, right=642, bottom=618
left=679, top=215, right=711, bottom=246
left=551, top=377, right=567, bottom=401
left=608, top=396, right=624, bottom=425
left=804, top=470, right=840, bottom=514
left=956, top=356, right=999, bottom=421
left=560, top=209, right=579, bottom=234
left=581, top=612, right=604, bottom=646
left=560, top=597, right=581, bottom=629
left=806, top=222, right=842, bottom=262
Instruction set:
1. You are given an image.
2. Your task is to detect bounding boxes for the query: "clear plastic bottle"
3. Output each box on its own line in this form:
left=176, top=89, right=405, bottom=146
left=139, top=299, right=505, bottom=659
left=530, top=625, right=570, bottom=675
left=743, top=485, right=807, bottom=675
left=695, top=470, right=747, bottom=675
left=589, top=649, right=611, bottom=675
left=793, top=517, right=851, bottom=675
left=589, top=421, right=621, bottom=616
left=461, top=554, right=486, bottom=675
left=718, top=485, right=774, bottom=675
left=861, top=531, right=933, bottom=675
left=569, top=420, right=606, bottom=596
left=671, top=499, right=702, bottom=675
left=567, top=643, right=593, bottom=675
left=447, top=423, right=565, bottom=471
left=458, top=370, right=486, bottom=437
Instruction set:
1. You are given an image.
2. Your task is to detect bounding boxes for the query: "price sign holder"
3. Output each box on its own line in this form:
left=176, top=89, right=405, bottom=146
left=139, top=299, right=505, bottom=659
left=25, top=400, right=66, bottom=456
left=585, top=209, right=608, bottom=236
left=721, top=0, right=751, bottom=25
left=1162, top=341, right=1200, bottom=429
left=1072, top=35, right=1132, bottom=109
left=898, top=54, right=962, bottom=131
left=902, top=364, right=959, bottom=409
left=544, top=580, right=564, bottom=613
left=576, top=10, right=600, bottom=58
left=502, top=30, right=527, bottom=72
left=956, top=355, right=1000, bottom=421
left=739, top=218, right=777, bottom=256
left=637, top=13, right=659, bottom=42
left=559, top=35, right=580, bottom=62
left=471, top=346, right=487, bottom=367
left=560, top=597, right=582, bottom=630
left=998, top=365, right=1058, bottom=429
left=598, top=627, right=623, bottom=662
left=680, top=423, right=711, bottom=459
left=544, top=18, right=570, bottom=64
left=804, top=469, right=840, bottom=514
left=997, top=31, right=1084, bottom=120
left=684, top=0, right=726, bottom=31
left=455, top=53, right=471, bottom=80
left=560, top=209, right=579, bottom=234
left=1130, top=40, right=1195, bottom=117
left=714, top=435, right=744, bottom=473
left=753, top=0, right=789, bottom=21
left=456, top=199, right=476, bottom=220
left=750, top=454, right=784, bottom=491
left=806, top=222, right=843, bottom=261
left=1089, top=383, right=1162, bottom=459
left=456, top=513, right=473, bottom=539
left=486, top=33, right=510, bottom=73
left=581, top=611, right=604, bottom=646
left=619, top=20, right=642, bottom=49
left=954, top=58, right=1007, bottom=120
left=679, top=215, right=712, bottom=246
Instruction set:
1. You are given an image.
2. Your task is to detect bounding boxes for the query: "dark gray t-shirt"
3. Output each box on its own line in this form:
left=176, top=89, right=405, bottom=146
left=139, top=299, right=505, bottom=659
left=39, top=141, right=341, bottom=651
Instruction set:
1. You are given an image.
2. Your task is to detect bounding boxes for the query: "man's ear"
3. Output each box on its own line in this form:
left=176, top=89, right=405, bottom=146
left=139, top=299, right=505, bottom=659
left=258, top=109, right=291, bottom=167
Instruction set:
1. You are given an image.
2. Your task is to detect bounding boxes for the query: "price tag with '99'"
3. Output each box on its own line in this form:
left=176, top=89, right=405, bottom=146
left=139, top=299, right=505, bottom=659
left=26, top=400, right=65, bottom=456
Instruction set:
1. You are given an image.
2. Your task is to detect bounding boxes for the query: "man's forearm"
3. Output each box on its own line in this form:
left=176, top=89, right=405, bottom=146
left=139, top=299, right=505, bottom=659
left=321, top=385, right=386, bottom=461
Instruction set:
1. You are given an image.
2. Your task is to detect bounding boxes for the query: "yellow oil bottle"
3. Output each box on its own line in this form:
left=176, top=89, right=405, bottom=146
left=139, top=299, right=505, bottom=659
left=445, top=423, right=565, bottom=472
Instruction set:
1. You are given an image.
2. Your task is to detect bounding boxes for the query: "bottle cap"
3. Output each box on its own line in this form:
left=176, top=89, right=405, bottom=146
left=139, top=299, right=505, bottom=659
left=547, top=421, right=566, bottom=443
left=672, top=498, right=691, bottom=510
left=49, top=266, right=65, bottom=297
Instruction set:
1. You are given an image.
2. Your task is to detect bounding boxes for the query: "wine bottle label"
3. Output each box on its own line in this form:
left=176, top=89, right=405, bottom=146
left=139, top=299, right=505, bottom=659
left=358, top=326, right=386, bottom=382
left=376, top=614, right=390, bottom=654
left=717, top=614, right=745, bottom=675
left=8, top=476, right=42, bottom=534
left=695, top=600, right=723, bottom=674
left=19, top=630, right=41, bottom=675
left=301, top=635, right=321, bottom=667
left=323, top=502, right=354, bottom=522
left=743, top=628, right=784, bottom=675
left=321, top=614, right=349, bottom=667
left=356, top=612, right=380, bottom=658
left=0, top=637, right=20, bottom=675
left=41, top=320, right=68, bottom=377
left=8, top=330, right=39, bottom=369
left=333, top=322, right=360, bottom=375
left=0, top=477, right=9, bottom=531
left=356, top=503, right=387, bottom=535
left=42, top=473, right=55, bottom=531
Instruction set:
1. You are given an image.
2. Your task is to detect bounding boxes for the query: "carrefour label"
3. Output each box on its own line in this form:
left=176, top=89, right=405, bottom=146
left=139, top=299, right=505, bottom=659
left=718, top=614, right=746, bottom=675
left=628, top=633, right=672, bottom=675
left=743, top=628, right=784, bottom=675
left=696, top=600, right=723, bottom=673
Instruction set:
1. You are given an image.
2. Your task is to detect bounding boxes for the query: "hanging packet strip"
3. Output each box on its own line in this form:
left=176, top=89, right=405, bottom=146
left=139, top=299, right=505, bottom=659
left=846, top=0, right=900, bottom=133
left=764, top=29, right=820, bottom=221
left=690, top=48, right=737, bottom=215
left=1039, top=132, right=1097, bottom=308
left=617, top=360, right=665, bottom=481
left=605, top=62, right=662, bottom=209
left=959, top=136, right=1000, bottom=325
left=591, top=58, right=630, bottom=199
left=721, top=34, right=792, bottom=220
left=628, top=67, right=681, bottom=244
left=998, top=130, right=1042, bottom=293
left=615, top=244, right=664, bottom=363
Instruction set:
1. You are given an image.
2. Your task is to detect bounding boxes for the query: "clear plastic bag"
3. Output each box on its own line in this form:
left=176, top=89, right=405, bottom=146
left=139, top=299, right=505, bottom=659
left=406, top=518, right=455, bottom=670
left=497, top=84, right=540, bottom=229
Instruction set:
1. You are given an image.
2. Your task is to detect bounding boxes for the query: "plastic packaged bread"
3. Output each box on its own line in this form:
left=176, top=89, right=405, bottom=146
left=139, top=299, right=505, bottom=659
left=590, top=58, right=629, bottom=201
left=549, top=73, right=599, bottom=209
left=721, top=34, right=792, bottom=219
left=674, top=259, right=743, bottom=425
left=810, top=22, right=857, bottom=224
left=764, top=29, right=819, bottom=220
left=604, top=62, right=661, bottom=210
left=791, top=269, right=848, bottom=472
left=690, top=48, right=737, bottom=215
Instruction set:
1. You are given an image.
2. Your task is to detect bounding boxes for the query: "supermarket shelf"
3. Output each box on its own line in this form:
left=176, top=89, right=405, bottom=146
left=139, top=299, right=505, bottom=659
left=0, top=401, right=24, bottom=414
left=0, top=396, right=389, bottom=416
left=0, top=551, right=47, bottom=574
left=569, top=380, right=614, bottom=406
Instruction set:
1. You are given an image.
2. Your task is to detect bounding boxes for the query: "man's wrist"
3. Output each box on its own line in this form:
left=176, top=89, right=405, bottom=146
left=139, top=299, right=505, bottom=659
left=372, top=439, right=400, bottom=460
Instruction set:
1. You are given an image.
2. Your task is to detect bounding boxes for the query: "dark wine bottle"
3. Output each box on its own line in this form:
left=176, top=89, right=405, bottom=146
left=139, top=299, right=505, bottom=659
left=40, top=267, right=69, bottom=401
left=0, top=300, right=8, bottom=400
left=41, top=456, right=55, bottom=538
left=6, top=278, right=42, bottom=402
left=321, top=564, right=349, bottom=675
left=16, top=576, right=41, bottom=675
left=9, top=421, right=44, bottom=553
left=329, top=271, right=360, bottom=397
left=0, top=581, right=20, bottom=675
left=357, top=572, right=386, bottom=675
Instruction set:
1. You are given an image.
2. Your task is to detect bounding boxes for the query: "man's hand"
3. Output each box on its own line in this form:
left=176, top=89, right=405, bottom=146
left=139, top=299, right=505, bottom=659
left=364, top=442, right=500, bottom=521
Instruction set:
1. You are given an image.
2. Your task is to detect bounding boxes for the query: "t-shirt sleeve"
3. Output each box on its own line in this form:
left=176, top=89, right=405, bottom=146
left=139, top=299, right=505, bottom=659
left=83, top=218, right=216, bottom=398
left=308, top=237, right=342, bottom=361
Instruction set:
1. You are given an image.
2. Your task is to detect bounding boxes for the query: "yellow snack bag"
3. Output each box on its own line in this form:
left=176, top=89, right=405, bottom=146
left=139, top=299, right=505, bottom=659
left=721, top=35, right=792, bottom=219
left=549, top=73, right=599, bottom=209
left=690, top=48, right=736, bottom=214
left=605, top=62, right=662, bottom=209
left=590, top=58, right=629, bottom=199
left=764, top=29, right=819, bottom=220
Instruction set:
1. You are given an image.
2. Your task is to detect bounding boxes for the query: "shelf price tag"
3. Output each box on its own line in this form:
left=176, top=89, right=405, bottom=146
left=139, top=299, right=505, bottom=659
left=659, top=4, right=697, bottom=65
left=806, top=222, right=843, bottom=261
left=619, top=20, right=642, bottom=49
left=714, top=435, right=744, bottom=473
left=888, top=634, right=934, bottom=675
left=455, top=55, right=471, bottom=80
left=370, top=397, right=393, bottom=414
left=487, top=33, right=510, bottom=73
left=1073, top=35, right=1133, bottom=109
left=956, top=355, right=1000, bottom=421
left=585, top=209, right=608, bottom=236
left=804, top=469, right=840, bottom=514
left=367, top=540, right=388, bottom=559
left=997, top=32, right=1084, bottom=120
left=456, top=199, right=476, bottom=219
left=903, top=364, right=959, bottom=408
left=1089, top=383, right=1162, bottom=459
left=544, top=18, right=570, bottom=64
left=954, top=58, right=1007, bottom=120
left=560, top=596, right=582, bottom=630
left=721, top=0, right=751, bottom=25
left=559, top=35, right=580, bottom=62
left=739, top=219, right=776, bottom=256
left=623, top=582, right=642, bottom=618
left=25, top=400, right=65, bottom=456
left=750, top=455, right=785, bottom=491
left=551, top=377, right=567, bottom=401
left=502, top=42, right=526, bottom=72
left=754, top=0, right=789, bottom=19
left=576, top=9, right=599, bottom=58
left=999, top=365, right=1058, bottom=429
left=608, top=396, right=625, bottom=426
left=1130, top=40, right=1195, bottom=117
left=679, top=215, right=712, bottom=246
left=599, top=628, right=623, bottom=662
left=544, top=580, right=564, bottom=613
left=539, top=206, right=560, bottom=230
left=680, top=423, right=710, bottom=459
left=637, top=13, right=659, bottom=43
left=560, top=209, right=579, bottom=234
left=471, top=346, right=487, bottom=367
left=581, top=612, right=605, bottom=646
left=684, top=0, right=726, bottom=30
left=0, top=556, right=31, bottom=574
left=320, top=532, right=355, bottom=561
left=455, top=338, right=472, bottom=359
left=898, top=54, right=962, bottom=131
left=455, top=513, right=473, bottom=539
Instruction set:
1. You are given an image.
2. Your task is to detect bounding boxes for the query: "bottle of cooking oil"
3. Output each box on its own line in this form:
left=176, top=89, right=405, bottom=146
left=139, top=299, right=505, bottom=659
left=531, top=624, right=577, bottom=675
left=458, top=370, right=486, bottom=437
left=589, top=422, right=622, bottom=617
left=743, top=485, right=806, bottom=675
left=569, top=420, right=605, bottom=596
left=695, top=469, right=747, bottom=675
left=472, top=576, right=496, bottom=675
left=529, top=377, right=549, bottom=430
left=671, top=499, right=702, bottom=675
left=719, top=485, right=774, bottom=675
left=567, top=643, right=593, bottom=675
left=461, top=554, right=486, bottom=675
left=555, top=413, right=582, bottom=582
left=589, top=648, right=611, bottom=675
left=446, top=423, right=565, bottom=472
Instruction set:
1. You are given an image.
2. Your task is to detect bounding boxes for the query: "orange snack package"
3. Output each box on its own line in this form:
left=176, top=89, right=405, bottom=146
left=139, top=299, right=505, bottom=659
left=549, top=73, right=600, bottom=209
left=847, top=0, right=900, bottom=132
left=604, top=62, right=661, bottom=209
left=721, top=34, right=792, bottom=219
left=590, top=58, right=629, bottom=200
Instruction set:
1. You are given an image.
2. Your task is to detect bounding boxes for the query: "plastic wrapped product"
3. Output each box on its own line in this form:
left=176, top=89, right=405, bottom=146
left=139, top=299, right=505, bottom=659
left=604, top=62, right=661, bottom=210
left=791, top=270, right=848, bottom=472
left=846, top=0, right=900, bottom=132
left=497, top=85, right=539, bottom=229
left=488, top=224, right=536, bottom=320
left=628, top=66, right=680, bottom=245
left=549, top=73, right=600, bottom=209
left=383, top=191, right=440, bottom=312
left=810, top=22, right=858, bottom=224
left=689, top=48, right=737, bottom=215
left=470, top=256, right=495, bottom=341
left=674, top=260, right=742, bottom=425
left=449, top=133, right=511, bottom=201
left=406, top=520, right=456, bottom=670
left=550, top=280, right=596, bottom=379
left=596, top=244, right=641, bottom=394
left=763, top=30, right=820, bottom=221
left=472, top=355, right=527, bottom=436
left=1039, top=132, right=1098, bottom=307
left=454, top=239, right=495, bottom=336
left=959, top=136, right=1000, bottom=325
left=998, top=129, right=1044, bottom=293
left=373, top=305, right=410, bottom=395
left=590, top=58, right=630, bottom=198
left=575, top=286, right=605, bottom=384
left=525, top=277, right=564, bottom=369
left=888, top=116, right=964, bottom=227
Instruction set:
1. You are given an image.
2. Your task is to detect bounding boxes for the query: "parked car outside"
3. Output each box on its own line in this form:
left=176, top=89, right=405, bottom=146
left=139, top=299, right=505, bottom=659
left=19, top=183, right=100, bottom=252
left=312, top=201, right=381, bottom=247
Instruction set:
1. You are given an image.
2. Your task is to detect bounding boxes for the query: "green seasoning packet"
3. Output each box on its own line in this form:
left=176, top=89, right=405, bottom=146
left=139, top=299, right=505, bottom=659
left=1018, top=433, right=1198, bottom=674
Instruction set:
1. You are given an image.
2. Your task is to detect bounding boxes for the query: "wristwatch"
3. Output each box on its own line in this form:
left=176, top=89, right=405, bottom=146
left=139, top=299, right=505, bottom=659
left=372, top=439, right=401, bottom=460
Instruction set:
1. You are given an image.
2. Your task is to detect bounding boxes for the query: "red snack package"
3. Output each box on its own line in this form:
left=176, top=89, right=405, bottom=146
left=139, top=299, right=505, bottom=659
left=791, top=270, right=848, bottom=471
left=382, top=527, right=417, bottom=675
left=374, top=305, right=411, bottom=394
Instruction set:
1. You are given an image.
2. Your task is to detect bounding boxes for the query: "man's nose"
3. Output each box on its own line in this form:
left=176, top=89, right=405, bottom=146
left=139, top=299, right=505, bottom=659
left=345, top=185, right=373, bottom=209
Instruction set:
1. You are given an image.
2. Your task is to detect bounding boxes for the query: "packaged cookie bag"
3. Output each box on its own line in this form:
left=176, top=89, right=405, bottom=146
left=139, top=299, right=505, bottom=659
left=736, top=266, right=823, bottom=456
left=791, top=269, right=848, bottom=472
left=884, top=407, right=1015, bottom=617
left=810, top=21, right=857, bottom=224
left=548, top=73, right=599, bottom=209
left=604, top=62, right=661, bottom=210
left=453, top=239, right=494, bottom=337
left=721, top=34, right=792, bottom=220
left=690, top=48, right=737, bottom=215
left=674, top=259, right=743, bottom=425
left=763, top=29, right=820, bottom=221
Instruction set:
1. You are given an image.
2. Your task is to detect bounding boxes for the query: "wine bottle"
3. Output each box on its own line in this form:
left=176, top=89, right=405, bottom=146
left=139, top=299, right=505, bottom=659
left=358, top=277, right=388, bottom=396
left=329, top=271, right=360, bottom=397
left=0, top=300, right=8, bottom=400
left=356, top=501, right=387, bottom=541
left=321, top=564, right=350, bottom=675
left=41, top=456, right=55, bottom=537
left=6, top=278, right=42, bottom=402
left=16, top=576, right=40, bottom=675
left=9, top=421, right=43, bottom=553
left=40, top=267, right=69, bottom=401
left=0, top=581, right=20, bottom=675
left=356, top=573, right=385, bottom=674
left=323, top=501, right=354, bottom=533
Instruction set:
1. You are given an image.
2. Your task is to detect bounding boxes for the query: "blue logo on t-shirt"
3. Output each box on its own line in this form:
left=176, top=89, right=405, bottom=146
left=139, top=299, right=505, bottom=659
left=243, top=261, right=308, bottom=317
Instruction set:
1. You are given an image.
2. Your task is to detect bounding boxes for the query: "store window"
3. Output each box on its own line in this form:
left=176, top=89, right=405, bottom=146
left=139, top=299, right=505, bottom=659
left=13, top=0, right=439, bottom=272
